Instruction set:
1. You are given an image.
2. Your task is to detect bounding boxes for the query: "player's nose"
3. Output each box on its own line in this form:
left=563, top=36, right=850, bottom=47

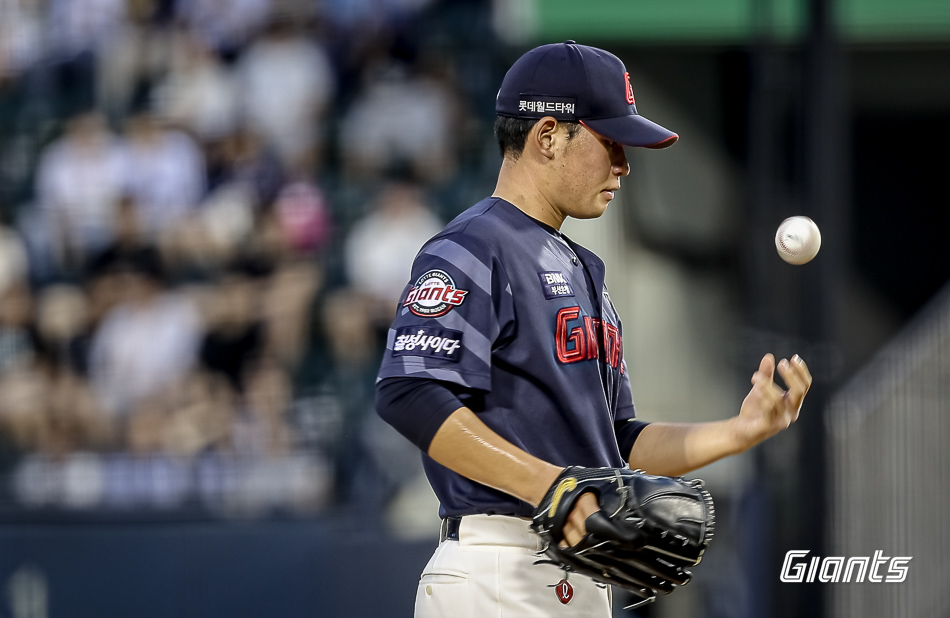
left=611, top=143, right=630, bottom=177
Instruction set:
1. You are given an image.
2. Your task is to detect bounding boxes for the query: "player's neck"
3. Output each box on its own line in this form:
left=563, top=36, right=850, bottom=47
left=493, top=159, right=565, bottom=230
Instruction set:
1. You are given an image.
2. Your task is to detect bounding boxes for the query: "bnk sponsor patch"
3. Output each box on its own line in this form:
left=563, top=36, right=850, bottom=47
left=393, top=326, right=463, bottom=361
left=538, top=271, right=574, bottom=299
left=404, top=269, right=469, bottom=317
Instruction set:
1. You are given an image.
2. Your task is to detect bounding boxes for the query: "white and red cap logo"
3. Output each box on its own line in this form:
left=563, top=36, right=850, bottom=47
left=404, top=269, right=469, bottom=317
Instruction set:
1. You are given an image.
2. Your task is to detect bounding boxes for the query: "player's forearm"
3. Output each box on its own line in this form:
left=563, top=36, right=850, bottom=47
left=428, top=407, right=563, bottom=507
left=626, top=418, right=745, bottom=477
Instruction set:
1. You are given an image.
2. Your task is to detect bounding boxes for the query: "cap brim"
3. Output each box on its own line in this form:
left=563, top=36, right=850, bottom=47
left=581, top=115, right=678, bottom=149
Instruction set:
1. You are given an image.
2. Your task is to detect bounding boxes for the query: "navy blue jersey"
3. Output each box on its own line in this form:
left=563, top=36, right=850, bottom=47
left=377, top=197, right=637, bottom=518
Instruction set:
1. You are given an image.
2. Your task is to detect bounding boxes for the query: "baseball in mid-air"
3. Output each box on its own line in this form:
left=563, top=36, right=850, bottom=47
left=775, top=216, right=821, bottom=265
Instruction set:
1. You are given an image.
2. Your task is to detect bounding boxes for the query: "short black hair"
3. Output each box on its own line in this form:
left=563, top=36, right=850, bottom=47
left=494, top=115, right=582, bottom=160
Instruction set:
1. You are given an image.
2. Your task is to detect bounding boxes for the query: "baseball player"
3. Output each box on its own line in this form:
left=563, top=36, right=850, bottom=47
left=375, top=41, right=811, bottom=617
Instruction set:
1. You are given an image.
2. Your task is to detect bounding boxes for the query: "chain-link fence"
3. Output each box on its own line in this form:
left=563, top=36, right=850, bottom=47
left=827, top=282, right=950, bottom=617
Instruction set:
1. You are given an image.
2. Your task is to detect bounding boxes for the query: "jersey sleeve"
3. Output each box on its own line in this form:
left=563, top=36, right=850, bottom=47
left=614, top=358, right=643, bottom=461
left=376, top=232, right=515, bottom=392
left=615, top=358, right=637, bottom=421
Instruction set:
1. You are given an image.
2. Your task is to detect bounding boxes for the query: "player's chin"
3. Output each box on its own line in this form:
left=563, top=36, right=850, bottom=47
left=573, top=206, right=608, bottom=220
left=587, top=195, right=613, bottom=218
left=568, top=196, right=612, bottom=220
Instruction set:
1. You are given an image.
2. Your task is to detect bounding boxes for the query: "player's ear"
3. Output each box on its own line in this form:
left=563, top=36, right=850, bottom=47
left=532, top=116, right=560, bottom=160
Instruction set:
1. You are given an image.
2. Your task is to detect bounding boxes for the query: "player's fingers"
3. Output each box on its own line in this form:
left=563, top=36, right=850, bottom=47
left=778, top=356, right=811, bottom=412
left=776, top=358, right=802, bottom=395
left=792, top=355, right=812, bottom=391
left=751, top=367, right=784, bottom=401
left=749, top=355, right=778, bottom=400
left=790, top=356, right=811, bottom=423
left=561, top=491, right=600, bottom=548
left=561, top=522, right=582, bottom=548
left=750, top=374, right=788, bottom=428
left=777, top=355, right=809, bottom=394
left=787, top=356, right=811, bottom=423
left=758, top=353, right=775, bottom=381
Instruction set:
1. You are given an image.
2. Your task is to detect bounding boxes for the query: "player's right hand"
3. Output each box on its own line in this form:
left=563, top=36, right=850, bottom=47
left=735, top=353, right=811, bottom=447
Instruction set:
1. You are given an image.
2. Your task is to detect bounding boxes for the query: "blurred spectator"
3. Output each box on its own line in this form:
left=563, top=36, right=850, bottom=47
left=9, top=369, right=112, bottom=507
left=199, top=266, right=266, bottom=392
left=321, top=181, right=439, bottom=498
left=88, top=249, right=203, bottom=416
left=102, top=395, right=191, bottom=508
left=0, top=282, right=43, bottom=477
left=82, top=195, right=160, bottom=336
left=174, top=0, right=272, bottom=58
left=207, top=126, right=284, bottom=207
left=86, top=194, right=151, bottom=273
left=0, top=283, right=111, bottom=469
left=163, top=371, right=237, bottom=456
left=321, top=289, right=377, bottom=374
left=235, top=17, right=336, bottom=169
left=158, top=185, right=255, bottom=278
left=46, top=0, right=129, bottom=114
left=271, top=180, right=333, bottom=258
left=316, top=285, right=382, bottom=501
left=226, top=449, right=331, bottom=515
left=35, top=283, right=93, bottom=375
left=159, top=126, right=287, bottom=277
left=0, top=366, right=45, bottom=455
left=151, top=32, right=240, bottom=142
left=261, top=258, right=322, bottom=369
left=43, top=369, right=114, bottom=454
left=121, top=109, right=207, bottom=239
left=193, top=181, right=329, bottom=373
left=34, top=111, right=127, bottom=271
left=0, top=0, right=504, bottom=517
left=234, top=360, right=294, bottom=456
left=0, top=0, right=44, bottom=83
left=338, top=59, right=459, bottom=184
left=0, top=220, right=28, bottom=295
left=229, top=360, right=332, bottom=514
left=97, top=0, right=177, bottom=118
left=47, top=0, right=128, bottom=63
left=319, top=180, right=441, bottom=500
left=0, top=282, right=40, bottom=374
left=343, top=180, right=442, bottom=319
left=323, top=0, right=435, bottom=50
left=100, top=371, right=233, bottom=509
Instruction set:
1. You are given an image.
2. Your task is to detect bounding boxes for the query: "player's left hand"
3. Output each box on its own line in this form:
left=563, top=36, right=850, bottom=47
left=561, top=491, right=600, bottom=548
left=531, top=466, right=715, bottom=606
left=734, top=353, right=811, bottom=448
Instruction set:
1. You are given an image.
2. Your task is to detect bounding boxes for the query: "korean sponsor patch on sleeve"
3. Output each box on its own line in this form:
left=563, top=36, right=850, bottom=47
left=392, top=326, right=463, bottom=362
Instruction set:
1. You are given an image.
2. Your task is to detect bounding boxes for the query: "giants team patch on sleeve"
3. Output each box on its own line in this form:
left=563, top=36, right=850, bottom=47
left=404, top=269, right=469, bottom=317
left=392, top=326, right=463, bottom=361
left=538, top=271, right=575, bottom=299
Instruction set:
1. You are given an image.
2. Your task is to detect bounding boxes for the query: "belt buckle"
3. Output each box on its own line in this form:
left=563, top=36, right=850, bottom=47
left=440, top=516, right=462, bottom=542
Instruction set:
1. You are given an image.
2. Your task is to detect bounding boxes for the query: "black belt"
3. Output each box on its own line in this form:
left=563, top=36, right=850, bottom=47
left=440, top=516, right=462, bottom=542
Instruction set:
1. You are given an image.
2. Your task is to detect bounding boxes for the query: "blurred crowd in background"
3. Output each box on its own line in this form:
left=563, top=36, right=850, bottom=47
left=0, top=0, right=502, bottom=518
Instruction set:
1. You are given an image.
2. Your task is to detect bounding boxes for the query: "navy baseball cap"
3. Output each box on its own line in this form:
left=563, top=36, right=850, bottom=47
left=496, top=41, right=678, bottom=149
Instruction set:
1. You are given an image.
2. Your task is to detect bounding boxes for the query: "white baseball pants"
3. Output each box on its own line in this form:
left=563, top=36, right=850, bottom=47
left=414, top=514, right=611, bottom=618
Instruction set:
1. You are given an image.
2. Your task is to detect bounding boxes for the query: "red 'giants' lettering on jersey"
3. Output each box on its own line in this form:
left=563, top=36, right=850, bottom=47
left=555, top=306, right=623, bottom=369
